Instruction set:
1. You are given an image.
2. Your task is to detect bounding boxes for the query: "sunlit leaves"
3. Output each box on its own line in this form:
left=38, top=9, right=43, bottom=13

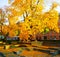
left=9, top=16, right=19, bottom=25
left=5, top=0, right=60, bottom=40
left=52, top=2, right=58, bottom=9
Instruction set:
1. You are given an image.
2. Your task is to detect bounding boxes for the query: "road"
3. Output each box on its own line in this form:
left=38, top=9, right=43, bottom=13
left=0, top=41, right=60, bottom=57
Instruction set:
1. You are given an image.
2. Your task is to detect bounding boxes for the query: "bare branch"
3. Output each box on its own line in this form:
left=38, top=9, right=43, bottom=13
left=37, top=0, right=39, bottom=5
left=23, top=13, right=25, bottom=20
left=25, top=11, right=28, bottom=17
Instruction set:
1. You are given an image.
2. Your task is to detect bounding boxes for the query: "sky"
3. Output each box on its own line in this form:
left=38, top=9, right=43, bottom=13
left=0, top=0, right=8, bottom=8
left=0, top=0, right=60, bottom=12
left=0, top=0, right=60, bottom=25
left=43, top=0, right=60, bottom=13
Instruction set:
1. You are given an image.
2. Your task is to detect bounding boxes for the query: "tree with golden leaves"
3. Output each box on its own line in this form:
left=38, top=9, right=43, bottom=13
left=7, top=0, right=60, bottom=40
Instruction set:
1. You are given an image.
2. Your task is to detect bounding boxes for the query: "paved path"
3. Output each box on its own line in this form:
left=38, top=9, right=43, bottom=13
left=0, top=42, right=60, bottom=57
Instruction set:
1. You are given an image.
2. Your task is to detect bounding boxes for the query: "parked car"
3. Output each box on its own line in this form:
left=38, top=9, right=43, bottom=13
left=0, top=35, right=4, bottom=40
left=4, top=36, right=20, bottom=44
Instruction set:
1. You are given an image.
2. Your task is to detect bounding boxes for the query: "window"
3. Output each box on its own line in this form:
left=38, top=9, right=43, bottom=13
left=53, top=36, right=56, bottom=40
left=7, top=38, right=11, bottom=40
left=59, top=36, right=60, bottom=39
left=36, top=36, right=41, bottom=41
left=50, top=36, right=53, bottom=40
left=43, top=36, right=47, bottom=40
left=50, top=36, right=56, bottom=40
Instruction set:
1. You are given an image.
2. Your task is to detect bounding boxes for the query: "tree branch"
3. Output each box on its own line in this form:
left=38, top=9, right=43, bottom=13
left=37, top=0, right=39, bottom=5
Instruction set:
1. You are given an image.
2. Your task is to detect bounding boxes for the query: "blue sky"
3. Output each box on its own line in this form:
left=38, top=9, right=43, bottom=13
left=0, top=0, right=8, bottom=8
left=0, top=0, right=60, bottom=13
left=44, top=0, right=60, bottom=13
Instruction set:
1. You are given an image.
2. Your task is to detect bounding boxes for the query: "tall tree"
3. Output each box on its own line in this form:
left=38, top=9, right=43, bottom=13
left=6, top=0, right=59, bottom=40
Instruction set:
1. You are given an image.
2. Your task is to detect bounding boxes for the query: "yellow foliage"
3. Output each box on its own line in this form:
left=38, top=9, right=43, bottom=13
left=3, top=0, right=59, bottom=40
left=9, top=16, right=18, bottom=25
left=52, top=2, right=58, bottom=9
